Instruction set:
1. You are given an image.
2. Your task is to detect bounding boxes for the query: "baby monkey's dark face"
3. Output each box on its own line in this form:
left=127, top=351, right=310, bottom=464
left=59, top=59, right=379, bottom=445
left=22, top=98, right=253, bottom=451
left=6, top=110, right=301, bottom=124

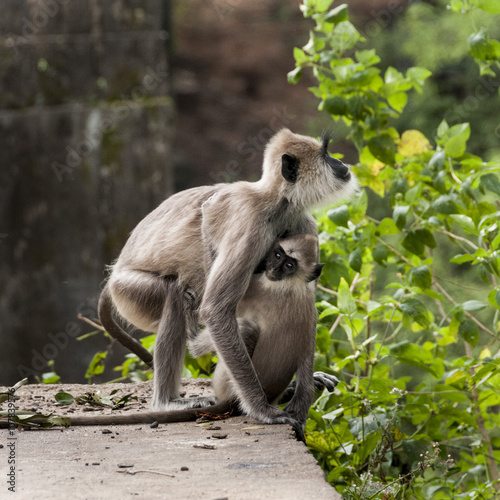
left=265, top=244, right=298, bottom=282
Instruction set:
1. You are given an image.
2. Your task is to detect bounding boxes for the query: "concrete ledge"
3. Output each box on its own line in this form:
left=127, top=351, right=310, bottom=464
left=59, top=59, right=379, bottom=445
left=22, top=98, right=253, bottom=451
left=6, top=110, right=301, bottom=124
left=0, top=381, right=341, bottom=499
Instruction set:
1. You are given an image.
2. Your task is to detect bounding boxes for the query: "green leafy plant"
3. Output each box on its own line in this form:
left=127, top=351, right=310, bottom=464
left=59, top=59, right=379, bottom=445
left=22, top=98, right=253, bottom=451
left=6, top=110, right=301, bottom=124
left=54, top=389, right=137, bottom=409
left=35, top=360, right=61, bottom=384
left=289, top=1, right=500, bottom=497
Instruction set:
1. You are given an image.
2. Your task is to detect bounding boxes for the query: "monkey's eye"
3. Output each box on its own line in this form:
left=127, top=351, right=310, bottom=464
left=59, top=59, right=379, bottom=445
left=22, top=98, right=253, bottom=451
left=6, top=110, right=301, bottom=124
left=275, top=251, right=282, bottom=259
left=285, top=262, right=293, bottom=269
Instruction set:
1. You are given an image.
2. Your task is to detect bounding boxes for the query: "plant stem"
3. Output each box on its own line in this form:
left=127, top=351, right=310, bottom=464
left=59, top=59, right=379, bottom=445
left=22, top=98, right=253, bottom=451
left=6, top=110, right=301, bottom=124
left=465, top=342, right=500, bottom=491
left=433, top=280, right=498, bottom=340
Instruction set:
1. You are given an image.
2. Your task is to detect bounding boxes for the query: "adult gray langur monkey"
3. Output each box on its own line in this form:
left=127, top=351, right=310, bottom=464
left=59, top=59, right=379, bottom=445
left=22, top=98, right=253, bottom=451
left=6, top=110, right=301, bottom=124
left=1, top=234, right=339, bottom=436
left=189, top=234, right=339, bottom=430
left=98, top=128, right=357, bottom=432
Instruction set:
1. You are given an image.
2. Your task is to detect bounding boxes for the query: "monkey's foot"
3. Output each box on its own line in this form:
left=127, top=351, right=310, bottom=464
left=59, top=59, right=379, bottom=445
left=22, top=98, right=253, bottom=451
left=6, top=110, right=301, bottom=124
left=312, top=371, right=339, bottom=392
left=244, top=404, right=305, bottom=442
left=153, top=396, right=217, bottom=411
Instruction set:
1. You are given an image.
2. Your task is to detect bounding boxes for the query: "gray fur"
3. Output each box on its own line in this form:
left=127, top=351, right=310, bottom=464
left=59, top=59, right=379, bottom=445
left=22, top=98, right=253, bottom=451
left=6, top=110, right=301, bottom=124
left=189, top=234, right=323, bottom=424
left=98, top=128, right=357, bottom=430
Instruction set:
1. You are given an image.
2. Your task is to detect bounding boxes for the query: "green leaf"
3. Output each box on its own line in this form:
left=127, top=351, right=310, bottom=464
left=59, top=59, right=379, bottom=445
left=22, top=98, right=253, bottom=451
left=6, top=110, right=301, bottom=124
left=458, top=319, right=479, bottom=346
left=348, top=248, right=362, bottom=272
left=54, top=391, right=75, bottom=406
left=322, top=406, right=344, bottom=420
left=349, top=414, right=389, bottom=438
left=406, top=67, right=432, bottom=92
left=471, top=0, right=500, bottom=14
left=450, top=214, right=477, bottom=235
left=324, top=96, right=347, bottom=116
left=390, top=341, right=444, bottom=377
left=85, top=352, right=107, bottom=382
left=319, top=305, right=340, bottom=319
left=42, top=372, right=60, bottom=384
left=354, top=431, right=381, bottom=466
left=437, top=120, right=449, bottom=139
left=409, top=265, right=432, bottom=289
left=429, top=150, right=446, bottom=170
left=355, top=49, right=380, bottom=66
left=461, top=300, right=487, bottom=311
left=487, top=288, right=500, bottom=309
left=479, top=173, right=500, bottom=196
left=444, top=123, right=470, bottom=158
left=388, top=92, right=408, bottom=112
left=368, top=134, right=397, bottom=165
left=287, top=67, right=303, bottom=84
left=372, top=245, right=388, bottom=266
left=402, top=229, right=436, bottom=258
left=378, top=218, right=399, bottom=236
left=293, top=47, right=308, bottom=64
left=327, top=466, right=351, bottom=483
left=393, top=205, right=409, bottom=230
left=399, top=298, right=431, bottom=328
left=432, top=195, right=458, bottom=214
left=324, top=4, right=349, bottom=24
left=338, top=277, right=357, bottom=316
left=468, top=29, right=500, bottom=61
left=450, top=254, right=475, bottom=264
left=327, top=205, right=349, bottom=227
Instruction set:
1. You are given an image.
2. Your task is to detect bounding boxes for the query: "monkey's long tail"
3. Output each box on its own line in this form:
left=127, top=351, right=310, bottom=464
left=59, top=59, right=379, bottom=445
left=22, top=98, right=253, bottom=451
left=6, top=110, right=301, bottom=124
left=0, top=401, right=239, bottom=428
left=98, top=285, right=154, bottom=368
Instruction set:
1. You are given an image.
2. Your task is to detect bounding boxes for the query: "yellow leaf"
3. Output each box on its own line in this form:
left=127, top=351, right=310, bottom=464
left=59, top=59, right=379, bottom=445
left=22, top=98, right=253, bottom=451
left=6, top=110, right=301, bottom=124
left=398, top=130, right=431, bottom=157
left=394, top=427, right=404, bottom=441
left=480, top=348, right=492, bottom=359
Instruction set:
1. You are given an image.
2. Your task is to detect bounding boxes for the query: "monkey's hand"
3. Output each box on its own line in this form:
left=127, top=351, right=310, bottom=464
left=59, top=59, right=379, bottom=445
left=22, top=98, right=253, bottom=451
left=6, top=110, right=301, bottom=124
left=312, top=372, right=339, bottom=392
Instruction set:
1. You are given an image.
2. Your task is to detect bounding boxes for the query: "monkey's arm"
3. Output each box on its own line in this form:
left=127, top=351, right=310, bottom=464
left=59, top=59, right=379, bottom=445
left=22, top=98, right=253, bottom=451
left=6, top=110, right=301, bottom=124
left=200, top=235, right=298, bottom=427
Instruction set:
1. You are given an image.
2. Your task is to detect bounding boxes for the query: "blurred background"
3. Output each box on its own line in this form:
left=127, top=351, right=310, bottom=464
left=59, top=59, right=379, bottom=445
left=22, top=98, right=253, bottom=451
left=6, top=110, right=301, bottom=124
left=1, top=0, right=498, bottom=385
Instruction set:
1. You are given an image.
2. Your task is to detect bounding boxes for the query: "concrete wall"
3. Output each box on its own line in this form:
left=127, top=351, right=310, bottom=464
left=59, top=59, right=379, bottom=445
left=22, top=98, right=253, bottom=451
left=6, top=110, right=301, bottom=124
left=0, top=0, right=174, bottom=384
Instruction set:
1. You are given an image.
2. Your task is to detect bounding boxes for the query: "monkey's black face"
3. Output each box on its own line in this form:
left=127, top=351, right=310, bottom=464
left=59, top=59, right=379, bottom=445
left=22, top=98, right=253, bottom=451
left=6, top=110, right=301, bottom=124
left=322, top=133, right=351, bottom=181
left=265, top=245, right=298, bottom=281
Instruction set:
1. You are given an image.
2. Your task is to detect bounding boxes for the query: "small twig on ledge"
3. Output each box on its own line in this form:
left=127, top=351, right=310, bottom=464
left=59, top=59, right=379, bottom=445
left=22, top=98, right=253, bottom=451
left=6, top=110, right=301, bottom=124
left=116, top=469, right=175, bottom=477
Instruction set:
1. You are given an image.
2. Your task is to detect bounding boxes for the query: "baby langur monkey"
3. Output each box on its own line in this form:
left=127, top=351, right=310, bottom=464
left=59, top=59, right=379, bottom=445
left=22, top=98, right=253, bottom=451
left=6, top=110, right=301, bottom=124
left=189, top=234, right=338, bottom=433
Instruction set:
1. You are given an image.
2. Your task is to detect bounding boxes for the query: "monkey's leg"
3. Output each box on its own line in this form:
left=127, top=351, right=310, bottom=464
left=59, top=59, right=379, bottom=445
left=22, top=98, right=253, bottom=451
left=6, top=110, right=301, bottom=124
left=282, top=330, right=316, bottom=428
left=152, top=278, right=215, bottom=411
left=98, top=284, right=154, bottom=367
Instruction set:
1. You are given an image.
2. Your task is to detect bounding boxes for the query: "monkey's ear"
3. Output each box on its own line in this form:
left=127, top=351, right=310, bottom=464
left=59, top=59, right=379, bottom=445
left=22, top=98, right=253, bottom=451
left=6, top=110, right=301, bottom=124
left=308, top=263, right=325, bottom=282
left=281, top=153, right=299, bottom=183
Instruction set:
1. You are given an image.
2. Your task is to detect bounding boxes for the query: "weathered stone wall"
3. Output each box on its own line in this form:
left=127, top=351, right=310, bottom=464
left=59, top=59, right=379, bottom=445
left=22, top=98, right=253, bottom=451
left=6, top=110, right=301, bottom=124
left=0, top=0, right=174, bottom=384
